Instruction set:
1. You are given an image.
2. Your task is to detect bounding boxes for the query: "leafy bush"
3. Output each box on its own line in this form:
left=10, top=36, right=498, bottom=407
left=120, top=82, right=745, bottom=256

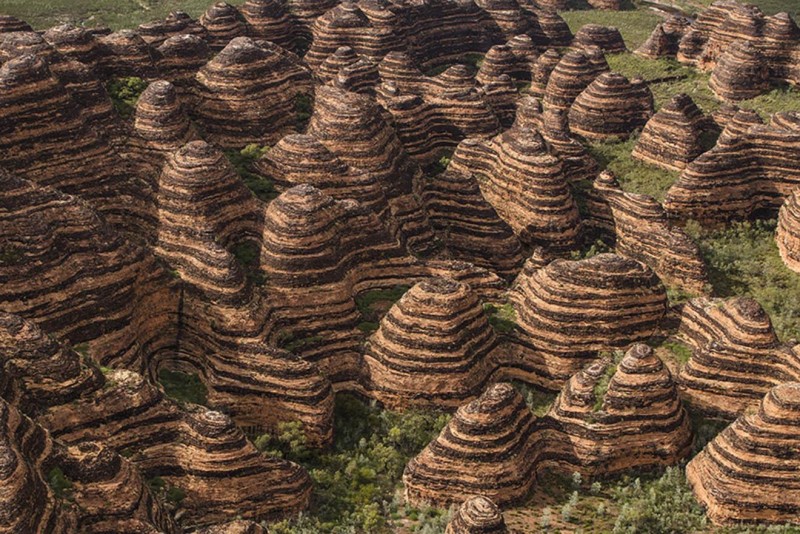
left=482, top=302, right=517, bottom=334
left=157, top=369, right=208, bottom=406
left=355, top=286, right=410, bottom=322
left=225, top=144, right=277, bottom=202
left=231, top=240, right=266, bottom=286
left=512, top=381, right=557, bottom=417
left=264, top=394, right=450, bottom=533
left=47, top=467, right=73, bottom=499
left=106, top=76, right=148, bottom=118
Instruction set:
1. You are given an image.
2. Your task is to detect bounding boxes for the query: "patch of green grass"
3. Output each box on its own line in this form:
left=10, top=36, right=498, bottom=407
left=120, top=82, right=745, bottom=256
left=560, top=9, right=662, bottom=50
left=738, top=84, right=800, bottom=119
left=279, top=334, right=325, bottom=353
left=587, top=136, right=680, bottom=201
left=106, top=76, right=148, bottom=118
left=592, top=353, right=622, bottom=412
left=225, top=144, right=277, bottom=202
left=0, top=0, right=246, bottom=31
left=662, top=340, right=693, bottom=365
left=482, top=302, right=517, bottom=335
left=354, top=286, right=410, bottom=321
left=47, top=467, right=73, bottom=499
left=157, top=369, right=208, bottom=406
left=356, top=321, right=379, bottom=334
left=685, top=219, right=800, bottom=340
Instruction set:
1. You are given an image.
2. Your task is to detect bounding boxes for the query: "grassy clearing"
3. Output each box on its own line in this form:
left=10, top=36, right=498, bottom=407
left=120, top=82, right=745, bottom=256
left=512, top=381, right=558, bottom=417
left=560, top=9, right=662, bottom=50
left=482, top=302, right=517, bottom=335
left=685, top=219, right=800, bottom=341
left=355, top=286, right=409, bottom=323
left=157, top=368, right=208, bottom=406
left=0, top=0, right=245, bottom=30
left=587, top=136, right=680, bottom=201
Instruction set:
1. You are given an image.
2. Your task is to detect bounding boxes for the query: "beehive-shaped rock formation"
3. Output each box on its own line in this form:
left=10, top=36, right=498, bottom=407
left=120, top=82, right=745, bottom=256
left=543, top=47, right=609, bottom=111
left=376, top=56, right=503, bottom=164
left=572, top=24, right=626, bottom=53
left=545, top=344, right=693, bottom=476
left=137, top=11, right=207, bottom=47
left=421, top=170, right=524, bottom=278
left=677, top=297, right=800, bottom=418
left=307, top=85, right=437, bottom=255
left=41, top=24, right=103, bottom=68
left=568, top=72, right=654, bottom=141
left=0, top=53, right=151, bottom=235
left=588, top=0, right=621, bottom=9
left=709, top=40, right=770, bottom=101
left=403, top=383, right=539, bottom=507
left=127, top=80, right=200, bottom=177
left=0, top=173, right=177, bottom=373
left=363, top=278, right=498, bottom=409
left=777, top=188, right=800, bottom=273
left=514, top=96, right=598, bottom=183
left=199, top=2, right=247, bottom=51
left=155, top=34, right=211, bottom=95
left=632, top=93, right=709, bottom=170
left=96, top=30, right=158, bottom=79
left=198, top=520, right=269, bottom=534
left=512, top=254, right=667, bottom=383
left=445, top=496, right=509, bottom=534
left=592, top=172, right=708, bottom=293
left=240, top=0, right=296, bottom=49
left=687, top=382, right=800, bottom=524
left=194, top=37, right=312, bottom=148
left=664, top=111, right=800, bottom=221
left=449, top=126, right=582, bottom=250
left=529, top=48, right=561, bottom=97
left=0, top=15, right=32, bottom=33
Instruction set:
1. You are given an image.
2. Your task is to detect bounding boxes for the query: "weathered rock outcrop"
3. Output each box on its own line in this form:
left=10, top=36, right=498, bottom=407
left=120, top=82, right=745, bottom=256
left=677, top=297, right=800, bottom=418
left=511, top=254, right=667, bottom=384
left=777, top=188, right=800, bottom=273
left=445, top=496, right=509, bottom=534
left=154, top=34, right=211, bottom=96
left=194, top=37, right=312, bottom=148
left=0, top=15, right=32, bottom=33
left=635, top=18, right=691, bottom=59
left=664, top=111, right=800, bottom=221
left=568, top=72, right=654, bottom=141
left=363, top=278, right=498, bottom=409
left=572, top=24, right=626, bottom=53
left=592, top=172, right=708, bottom=293
left=199, top=2, right=247, bottom=51
left=421, top=170, right=524, bottom=278
left=240, top=0, right=297, bottom=49
left=307, top=85, right=437, bottom=255
left=587, top=0, right=621, bottom=10
left=403, top=383, right=539, bottom=507
left=709, top=40, right=770, bottom=101
left=449, top=125, right=582, bottom=250
left=687, top=382, right=800, bottom=525
left=544, top=344, right=693, bottom=476
left=632, top=93, right=709, bottom=171
left=137, top=11, right=207, bottom=47
left=543, top=47, right=609, bottom=111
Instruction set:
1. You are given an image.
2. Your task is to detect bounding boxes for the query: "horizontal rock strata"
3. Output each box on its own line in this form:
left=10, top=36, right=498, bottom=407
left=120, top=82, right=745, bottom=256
left=777, top=188, right=800, bottom=273
left=445, top=496, right=509, bottom=534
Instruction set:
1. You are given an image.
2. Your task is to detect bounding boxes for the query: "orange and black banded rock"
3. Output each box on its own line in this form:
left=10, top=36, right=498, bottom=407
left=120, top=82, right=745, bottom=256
left=544, top=344, right=693, bottom=476
left=676, top=297, right=800, bottom=418
left=197, top=520, right=268, bottom=534
left=445, top=496, right=509, bottom=534
left=476, top=36, right=537, bottom=85
left=194, top=37, right=312, bottom=148
left=0, top=54, right=152, bottom=234
left=240, top=0, right=297, bottom=49
left=127, top=80, right=200, bottom=177
left=363, top=277, right=498, bottom=410
left=514, top=96, right=598, bottom=183
left=421, top=169, right=524, bottom=277
left=0, top=15, right=32, bottom=33
left=528, top=48, right=561, bottom=97
left=687, top=382, right=800, bottom=525
left=41, top=24, right=104, bottom=68
left=511, top=254, right=667, bottom=382
left=155, top=140, right=262, bottom=301
left=403, top=383, right=539, bottom=507
left=256, top=133, right=387, bottom=214
left=568, top=72, right=654, bottom=141
left=572, top=24, right=627, bottom=53
left=632, top=93, right=709, bottom=171
left=95, top=30, right=158, bottom=79
left=777, top=188, right=800, bottom=273
left=137, top=11, right=207, bottom=47
left=537, top=11, right=574, bottom=47
left=376, top=55, right=503, bottom=164
left=592, top=172, right=708, bottom=293
left=635, top=17, right=691, bottom=59
left=543, top=47, right=609, bottom=111
left=709, top=40, right=771, bottom=101
left=449, top=125, right=582, bottom=251
left=0, top=173, right=177, bottom=373
left=307, top=85, right=437, bottom=255
left=664, top=110, right=800, bottom=221
left=199, top=2, right=247, bottom=51
left=154, top=34, right=211, bottom=96
left=40, top=369, right=312, bottom=526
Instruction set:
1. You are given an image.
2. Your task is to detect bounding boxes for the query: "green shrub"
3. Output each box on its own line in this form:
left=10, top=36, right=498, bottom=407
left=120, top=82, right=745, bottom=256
left=230, top=241, right=266, bottom=286
left=106, top=76, right=148, bottom=118
left=157, top=369, right=208, bottom=406
left=482, top=302, right=517, bottom=335
left=47, top=467, right=73, bottom=499
left=225, top=144, right=277, bottom=202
